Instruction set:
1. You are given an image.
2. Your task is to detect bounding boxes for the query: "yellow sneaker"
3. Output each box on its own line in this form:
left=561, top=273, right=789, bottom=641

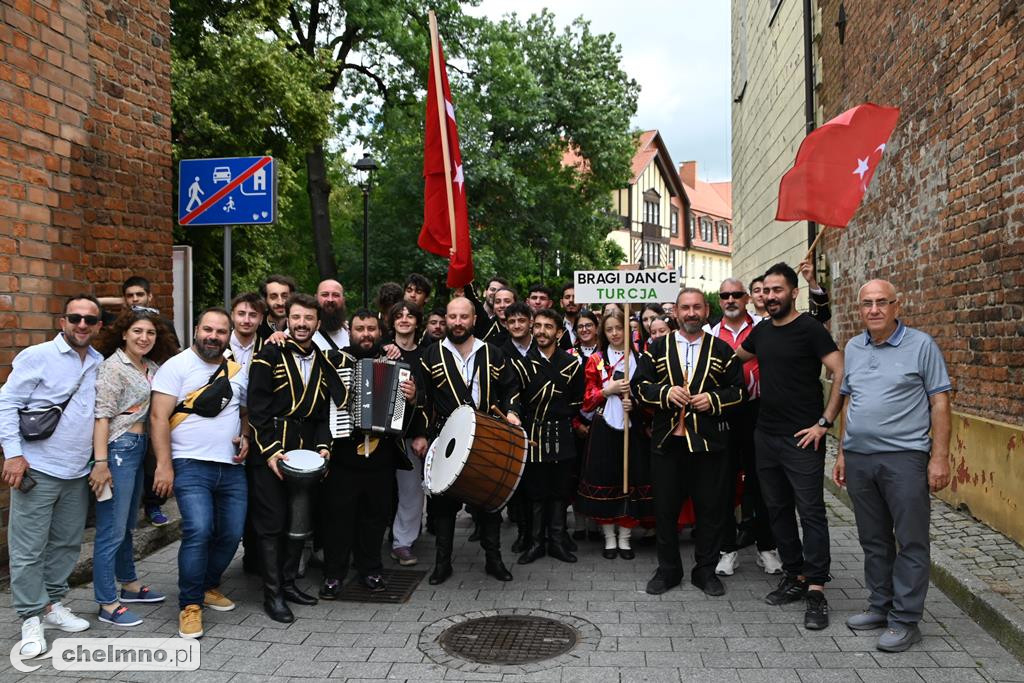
left=203, top=588, right=235, bottom=612
left=178, top=605, right=203, bottom=639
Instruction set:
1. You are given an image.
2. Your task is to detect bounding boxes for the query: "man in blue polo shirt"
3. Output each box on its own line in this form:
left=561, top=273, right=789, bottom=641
left=833, top=279, right=951, bottom=653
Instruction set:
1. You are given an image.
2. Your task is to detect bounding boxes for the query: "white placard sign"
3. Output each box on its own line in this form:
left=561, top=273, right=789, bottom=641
left=574, top=269, right=680, bottom=304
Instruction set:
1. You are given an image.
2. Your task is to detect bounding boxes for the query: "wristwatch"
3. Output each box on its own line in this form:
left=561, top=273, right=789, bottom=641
left=817, top=417, right=833, bottom=428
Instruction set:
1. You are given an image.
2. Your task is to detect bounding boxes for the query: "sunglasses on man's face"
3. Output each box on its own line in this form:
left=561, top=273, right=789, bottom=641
left=65, top=314, right=101, bottom=325
left=719, top=291, right=746, bottom=300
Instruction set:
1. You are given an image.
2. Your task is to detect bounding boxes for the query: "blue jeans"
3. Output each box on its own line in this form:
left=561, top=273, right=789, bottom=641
left=93, top=432, right=147, bottom=605
left=172, top=458, right=247, bottom=609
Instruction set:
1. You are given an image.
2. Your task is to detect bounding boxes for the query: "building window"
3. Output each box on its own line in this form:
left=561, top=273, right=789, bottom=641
left=643, top=241, right=661, bottom=269
left=670, top=209, right=679, bottom=236
left=688, top=215, right=695, bottom=240
left=700, top=217, right=713, bottom=242
left=717, top=222, right=730, bottom=245
left=643, top=189, right=660, bottom=225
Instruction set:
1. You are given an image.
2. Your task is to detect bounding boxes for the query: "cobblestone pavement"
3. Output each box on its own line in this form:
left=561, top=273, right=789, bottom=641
left=2, top=490, right=1024, bottom=682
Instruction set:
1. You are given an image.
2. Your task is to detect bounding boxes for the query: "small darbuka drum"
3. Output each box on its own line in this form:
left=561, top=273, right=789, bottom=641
left=279, top=449, right=326, bottom=540
left=425, top=406, right=527, bottom=511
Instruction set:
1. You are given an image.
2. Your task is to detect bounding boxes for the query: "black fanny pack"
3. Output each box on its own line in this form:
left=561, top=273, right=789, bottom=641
left=169, top=360, right=241, bottom=429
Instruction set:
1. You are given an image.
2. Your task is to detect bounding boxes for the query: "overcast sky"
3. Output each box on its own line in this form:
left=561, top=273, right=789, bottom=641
left=470, top=0, right=732, bottom=182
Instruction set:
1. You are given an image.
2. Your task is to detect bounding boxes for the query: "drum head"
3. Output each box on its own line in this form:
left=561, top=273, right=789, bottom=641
left=425, top=405, right=476, bottom=494
left=281, top=449, right=324, bottom=475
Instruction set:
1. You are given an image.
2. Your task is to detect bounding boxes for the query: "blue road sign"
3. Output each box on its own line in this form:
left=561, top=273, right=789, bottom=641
left=178, top=156, right=276, bottom=226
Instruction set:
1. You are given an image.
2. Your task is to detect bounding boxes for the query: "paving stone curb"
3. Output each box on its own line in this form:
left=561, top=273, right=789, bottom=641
left=824, top=440, right=1024, bottom=664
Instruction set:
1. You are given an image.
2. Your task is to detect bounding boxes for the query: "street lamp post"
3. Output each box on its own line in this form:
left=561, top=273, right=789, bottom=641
left=354, top=153, right=379, bottom=307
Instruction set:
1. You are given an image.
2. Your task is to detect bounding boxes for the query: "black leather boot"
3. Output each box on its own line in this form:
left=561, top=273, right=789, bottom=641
left=561, top=504, right=578, bottom=552
left=468, top=508, right=482, bottom=543
left=480, top=514, right=513, bottom=581
left=429, top=515, right=454, bottom=585
left=546, top=500, right=578, bottom=563
left=511, top=499, right=530, bottom=553
left=517, top=502, right=547, bottom=565
left=260, top=538, right=294, bottom=623
left=282, top=539, right=318, bottom=605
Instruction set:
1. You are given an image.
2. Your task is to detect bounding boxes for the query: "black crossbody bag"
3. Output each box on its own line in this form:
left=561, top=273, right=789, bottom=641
left=18, top=376, right=83, bottom=442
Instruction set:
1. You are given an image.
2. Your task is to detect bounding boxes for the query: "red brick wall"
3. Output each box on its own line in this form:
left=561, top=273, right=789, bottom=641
left=817, top=0, right=1023, bottom=424
left=0, top=0, right=172, bottom=576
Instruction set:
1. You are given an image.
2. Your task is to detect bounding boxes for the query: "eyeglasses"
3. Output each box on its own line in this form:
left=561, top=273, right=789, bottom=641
left=576, top=323, right=595, bottom=331
left=719, top=291, right=746, bottom=300
left=131, top=305, right=160, bottom=315
left=860, top=299, right=896, bottom=309
left=65, top=314, right=100, bottom=325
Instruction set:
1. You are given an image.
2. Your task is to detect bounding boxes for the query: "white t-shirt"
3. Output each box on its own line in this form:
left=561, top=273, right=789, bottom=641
left=151, top=348, right=248, bottom=465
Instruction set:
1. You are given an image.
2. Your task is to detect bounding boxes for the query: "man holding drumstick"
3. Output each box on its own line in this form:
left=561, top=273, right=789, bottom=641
left=418, top=297, right=522, bottom=585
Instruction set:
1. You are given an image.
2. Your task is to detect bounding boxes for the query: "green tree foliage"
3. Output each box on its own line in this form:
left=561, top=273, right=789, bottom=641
left=170, top=2, right=637, bottom=308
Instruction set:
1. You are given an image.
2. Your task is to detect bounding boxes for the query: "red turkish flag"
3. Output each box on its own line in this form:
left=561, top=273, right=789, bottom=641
left=419, top=34, right=473, bottom=288
left=776, top=103, right=900, bottom=227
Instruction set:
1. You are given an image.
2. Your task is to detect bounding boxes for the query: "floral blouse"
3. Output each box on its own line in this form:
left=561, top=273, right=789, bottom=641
left=94, top=348, right=159, bottom=443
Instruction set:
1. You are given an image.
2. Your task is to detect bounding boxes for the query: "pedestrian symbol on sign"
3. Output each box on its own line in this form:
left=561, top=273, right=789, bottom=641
left=223, top=196, right=235, bottom=213
left=185, top=177, right=204, bottom=212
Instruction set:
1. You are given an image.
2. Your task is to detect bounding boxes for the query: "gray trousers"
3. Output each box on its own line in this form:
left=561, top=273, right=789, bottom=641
left=9, top=469, right=89, bottom=618
left=844, top=450, right=931, bottom=626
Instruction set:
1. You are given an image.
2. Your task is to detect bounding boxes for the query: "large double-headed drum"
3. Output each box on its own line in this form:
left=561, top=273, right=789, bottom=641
left=424, top=406, right=527, bottom=512
left=279, top=449, right=327, bottom=540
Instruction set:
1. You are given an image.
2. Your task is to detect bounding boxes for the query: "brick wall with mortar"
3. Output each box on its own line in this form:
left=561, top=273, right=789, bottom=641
left=816, top=0, right=1023, bottom=425
left=0, top=0, right=172, bottom=578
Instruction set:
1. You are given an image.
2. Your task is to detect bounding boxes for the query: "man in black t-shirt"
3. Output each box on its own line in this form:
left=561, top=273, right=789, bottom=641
left=735, top=262, right=844, bottom=631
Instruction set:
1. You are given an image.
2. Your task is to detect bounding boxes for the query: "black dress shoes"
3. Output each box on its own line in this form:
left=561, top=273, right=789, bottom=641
left=428, top=563, right=453, bottom=585
left=361, top=574, right=387, bottom=593
left=645, top=569, right=683, bottom=595
left=602, top=548, right=617, bottom=559
left=318, top=580, right=340, bottom=601
left=282, top=584, right=318, bottom=605
left=485, top=557, right=514, bottom=581
left=691, top=572, right=726, bottom=597
left=618, top=547, right=635, bottom=560
left=263, top=593, right=294, bottom=623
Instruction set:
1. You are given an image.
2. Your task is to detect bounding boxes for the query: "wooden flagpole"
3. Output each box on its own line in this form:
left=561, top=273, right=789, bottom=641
left=428, top=11, right=458, bottom=257
left=804, top=224, right=828, bottom=263
left=622, top=302, right=630, bottom=493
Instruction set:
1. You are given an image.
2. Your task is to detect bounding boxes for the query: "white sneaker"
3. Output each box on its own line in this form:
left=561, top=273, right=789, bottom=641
left=43, top=602, right=90, bottom=632
left=756, top=549, right=784, bottom=575
left=19, top=616, right=46, bottom=657
left=715, top=551, right=738, bottom=576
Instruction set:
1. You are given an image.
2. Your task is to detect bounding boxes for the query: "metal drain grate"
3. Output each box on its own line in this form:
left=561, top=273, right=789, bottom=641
left=336, top=568, right=426, bottom=604
left=438, top=615, right=578, bottom=664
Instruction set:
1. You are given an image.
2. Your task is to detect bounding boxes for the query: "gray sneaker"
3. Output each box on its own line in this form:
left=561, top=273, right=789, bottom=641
left=390, top=546, right=418, bottom=566
left=877, top=623, right=922, bottom=652
left=846, top=609, right=887, bottom=630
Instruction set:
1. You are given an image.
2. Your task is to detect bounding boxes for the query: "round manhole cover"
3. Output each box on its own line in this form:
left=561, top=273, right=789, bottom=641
left=438, top=615, right=578, bottom=664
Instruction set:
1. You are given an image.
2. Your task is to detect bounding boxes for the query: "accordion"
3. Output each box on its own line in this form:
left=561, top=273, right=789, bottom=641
left=329, top=358, right=411, bottom=439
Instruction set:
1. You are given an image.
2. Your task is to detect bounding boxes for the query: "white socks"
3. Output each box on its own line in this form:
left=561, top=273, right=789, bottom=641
left=602, top=524, right=617, bottom=550
left=618, top=526, right=632, bottom=550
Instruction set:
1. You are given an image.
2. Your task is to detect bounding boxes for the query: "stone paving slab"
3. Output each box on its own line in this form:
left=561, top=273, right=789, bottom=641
left=1, top=486, right=1024, bottom=681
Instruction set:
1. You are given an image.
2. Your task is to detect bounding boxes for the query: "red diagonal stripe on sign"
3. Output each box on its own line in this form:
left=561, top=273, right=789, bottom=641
left=180, top=156, right=272, bottom=225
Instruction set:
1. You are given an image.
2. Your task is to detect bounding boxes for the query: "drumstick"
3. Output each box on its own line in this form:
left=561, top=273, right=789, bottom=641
left=491, top=404, right=534, bottom=446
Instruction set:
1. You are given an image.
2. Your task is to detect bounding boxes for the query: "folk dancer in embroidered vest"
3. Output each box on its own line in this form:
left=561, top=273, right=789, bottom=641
left=636, top=288, right=745, bottom=598
left=418, top=298, right=522, bottom=586
left=509, top=309, right=585, bottom=565
left=247, top=294, right=332, bottom=623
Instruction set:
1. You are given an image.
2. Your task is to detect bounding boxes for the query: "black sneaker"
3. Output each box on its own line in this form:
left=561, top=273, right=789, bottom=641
left=765, top=575, right=809, bottom=605
left=804, top=589, right=829, bottom=630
